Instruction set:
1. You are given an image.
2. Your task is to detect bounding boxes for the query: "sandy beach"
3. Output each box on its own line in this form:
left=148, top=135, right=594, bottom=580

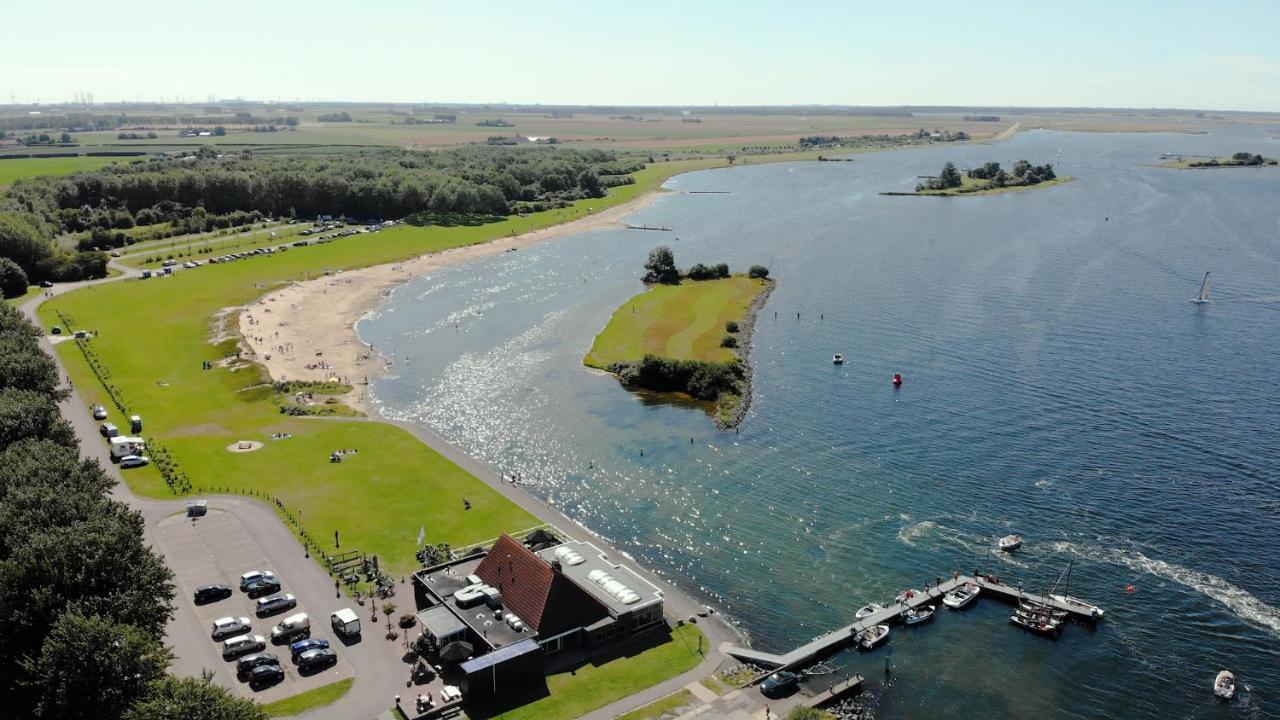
left=237, top=190, right=665, bottom=413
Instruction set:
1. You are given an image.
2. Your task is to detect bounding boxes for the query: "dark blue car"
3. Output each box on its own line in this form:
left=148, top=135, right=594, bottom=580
left=290, top=638, right=330, bottom=658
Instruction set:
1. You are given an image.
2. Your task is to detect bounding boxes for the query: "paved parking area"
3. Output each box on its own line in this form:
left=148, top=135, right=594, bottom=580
left=156, top=507, right=354, bottom=704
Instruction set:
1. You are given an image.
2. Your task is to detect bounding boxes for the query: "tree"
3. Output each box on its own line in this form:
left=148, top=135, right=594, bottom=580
left=58, top=132, right=73, bottom=144
left=24, top=613, right=169, bottom=720
left=643, top=246, right=679, bottom=284
left=0, top=388, right=75, bottom=450
left=124, top=674, right=268, bottom=720
left=938, top=161, right=962, bottom=188
left=748, top=265, right=770, bottom=279
left=0, top=212, right=54, bottom=279
left=714, top=263, right=729, bottom=278
left=576, top=169, right=603, bottom=197
left=0, top=257, right=28, bottom=298
left=686, top=263, right=716, bottom=280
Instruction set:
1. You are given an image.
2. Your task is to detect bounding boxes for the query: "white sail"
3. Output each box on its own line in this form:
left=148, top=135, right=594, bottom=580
left=1193, top=272, right=1211, bottom=303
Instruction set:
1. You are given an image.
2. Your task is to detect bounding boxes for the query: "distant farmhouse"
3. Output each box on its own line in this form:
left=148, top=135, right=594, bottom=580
left=412, top=530, right=664, bottom=697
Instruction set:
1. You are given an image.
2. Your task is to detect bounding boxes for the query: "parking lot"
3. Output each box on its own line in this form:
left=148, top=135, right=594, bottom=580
left=155, top=507, right=355, bottom=704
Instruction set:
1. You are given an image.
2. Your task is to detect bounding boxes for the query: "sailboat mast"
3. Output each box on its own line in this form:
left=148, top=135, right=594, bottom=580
left=1198, top=272, right=1211, bottom=301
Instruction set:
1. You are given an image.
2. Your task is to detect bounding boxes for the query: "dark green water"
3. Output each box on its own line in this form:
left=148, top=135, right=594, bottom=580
left=363, top=126, right=1280, bottom=718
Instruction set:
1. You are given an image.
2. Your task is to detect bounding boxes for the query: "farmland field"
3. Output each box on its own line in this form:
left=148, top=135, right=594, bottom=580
left=0, top=155, right=127, bottom=187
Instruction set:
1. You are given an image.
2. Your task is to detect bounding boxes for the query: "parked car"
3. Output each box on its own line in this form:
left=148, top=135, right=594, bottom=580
left=289, top=638, right=330, bottom=659
left=194, top=584, right=233, bottom=605
left=235, top=652, right=280, bottom=678
left=222, top=634, right=267, bottom=658
left=39, top=280, right=54, bottom=288
left=761, top=670, right=800, bottom=698
left=239, top=569, right=275, bottom=590
left=247, top=663, right=284, bottom=687
left=271, top=613, right=310, bottom=644
left=296, top=647, right=337, bottom=672
left=255, top=593, right=297, bottom=617
left=119, top=455, right=150, bottom=469
left=245, top=577, right=282, bottom=598
left=92, top=404, right=108, bottom=420
left=50, top=325, right=61, bottom=335
left=211, top=616, right=252, bottom=639
left=100, top=422, right=119, bottom=438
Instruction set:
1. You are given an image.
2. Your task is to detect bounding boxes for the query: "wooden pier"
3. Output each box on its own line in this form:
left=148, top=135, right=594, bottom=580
left=802, top=674, right=865, bottom=709
left=727, top=573, right=1103, bottom=676
left=623, top=224, right=672, bottom=231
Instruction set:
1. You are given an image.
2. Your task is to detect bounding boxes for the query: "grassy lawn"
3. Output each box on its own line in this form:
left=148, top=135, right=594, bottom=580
left=6, top=285, right=43, bottom=306
left=37, top=159, right=720, bottom=573
left=615, top=688, right=697, bottom=720
left=909, top=175, right=1075, bottom=196
left=0, top=156, right=129, bottom=188
left=259, top=678, right=353, bottom=717
left=482, top=625, right=706, bottom=720
left=584, top=276, right=770, bottom=369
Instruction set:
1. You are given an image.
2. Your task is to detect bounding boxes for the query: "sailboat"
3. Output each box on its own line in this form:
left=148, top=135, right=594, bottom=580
left=1050, top=560, right=1105, bottom=619
left=1191, top=272, right=1211, bottom=304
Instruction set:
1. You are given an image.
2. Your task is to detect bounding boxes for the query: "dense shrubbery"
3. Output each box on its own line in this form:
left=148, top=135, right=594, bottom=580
left=1189, top=152, right=1276, bottom=167
left=0, top=256, right=28, bottom=298
left=0, top=211, right=109, bottom=283
left=748, top=265, right=770, bottom=279
left=611, top=354, right=744, bottom=401
left=3, top=146, right=630, bottom=236
left=0, top=303, right=266, bottom=719
left=917, top=159, right=1056, bottom=192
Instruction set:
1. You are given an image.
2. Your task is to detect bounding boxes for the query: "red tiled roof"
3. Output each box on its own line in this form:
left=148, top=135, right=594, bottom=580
left=475, top=534, right=607, bottom=637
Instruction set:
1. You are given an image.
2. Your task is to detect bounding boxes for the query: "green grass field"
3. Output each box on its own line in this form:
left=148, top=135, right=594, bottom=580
left=38, top=159, right=721, bottom=573
left=479, top=625, right=705, bottom=720
left=259, top=678, right=353, bottom=717
left=584, top=276, right=769, bottom=369
left=0, top=156, right=128, bottom=188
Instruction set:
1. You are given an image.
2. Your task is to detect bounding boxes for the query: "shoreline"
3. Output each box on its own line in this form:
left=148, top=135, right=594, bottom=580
left=719, top=277, right=775, bottom=429
left=237, top=188, right=667, bottom=414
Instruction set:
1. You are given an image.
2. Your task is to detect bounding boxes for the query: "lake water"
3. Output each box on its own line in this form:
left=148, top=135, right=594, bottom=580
left=361, top=125, right=1280, bottom=719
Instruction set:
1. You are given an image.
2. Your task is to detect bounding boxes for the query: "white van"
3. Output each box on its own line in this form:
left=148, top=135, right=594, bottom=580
left=222, top=634, right=266, bottom=658
left=330, top=608, right=360, bottom=637
left=271, top=613, right=310, bottom=642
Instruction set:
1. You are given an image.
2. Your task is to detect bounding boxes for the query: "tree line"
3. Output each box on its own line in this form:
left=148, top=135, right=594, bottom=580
left=0, top=112, right=298, bottom=132
left=4, top=146, right=639, bottom=238
left=917, top=159, right=1056, bottom=192
left=0, top=303, right=267, bottom=720
left=643, top=245, right=769, bottom=285
left=0, top=212, right=107, bottom=290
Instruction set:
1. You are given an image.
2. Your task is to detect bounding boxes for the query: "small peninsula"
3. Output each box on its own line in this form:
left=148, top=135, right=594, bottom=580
left=584, top=246, right=773, bottom=428
left=1158, top=151, right=1277, bottom=169
left=883, top=159, right=1073, bottom=196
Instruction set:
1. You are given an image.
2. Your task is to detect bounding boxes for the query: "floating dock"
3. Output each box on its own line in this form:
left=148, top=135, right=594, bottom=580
left=623, top=224, right=672, bottom=231
left=727, top=573, right=1103, bottom=674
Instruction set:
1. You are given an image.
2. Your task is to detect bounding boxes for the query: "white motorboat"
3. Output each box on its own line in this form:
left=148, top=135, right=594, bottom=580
left=833, top=353, right=844, bottom=365
left=855, top=623, right=890, bottom=650
left=1214, top=670, right=1235, bottom=700
left=998, top=534, right=1023, bottom=552
left=1192, top=271, right=1212, bottom=304
left=902, top=604, right=936, bottom=625
left=943, top=582, right=980, bottom=610
left=1050, top=594, right=1105, bottom=619
left=855, top=603, right=884, bottom=619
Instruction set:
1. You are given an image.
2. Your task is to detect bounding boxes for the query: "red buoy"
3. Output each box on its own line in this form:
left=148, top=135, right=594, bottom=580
left=893, top=373, right=903, bottom=387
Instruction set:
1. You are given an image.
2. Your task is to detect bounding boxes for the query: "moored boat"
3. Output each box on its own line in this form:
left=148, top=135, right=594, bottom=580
left=1050, top=594, right=1105, bottom=619
left=833, top=353, right=844, bottom=365
left=943, top=582, right=980, bottom=610
left=902, top=604, right=936, bottom=625
left=855, top=623, right=890, bottom=650
left=1214, top=670, right=1235, bottom=700
left=1010, top=607, right=1062, bottom=635
left=855, top=603, right=884, bottom=619
left=998, top=534, right=1023, bottom=552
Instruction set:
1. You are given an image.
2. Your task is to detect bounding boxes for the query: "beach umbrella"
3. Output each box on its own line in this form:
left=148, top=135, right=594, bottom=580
left=439, top=640, right=474, bottom=663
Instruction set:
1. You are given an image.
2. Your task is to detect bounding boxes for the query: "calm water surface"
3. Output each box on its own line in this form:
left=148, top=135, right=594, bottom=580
left=362, top=126, right=1280, bottom=719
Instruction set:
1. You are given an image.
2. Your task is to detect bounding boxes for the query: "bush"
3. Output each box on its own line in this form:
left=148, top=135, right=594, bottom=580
left=0, top=257, right=29, bottom=298
left=748, top=265, right=770, bottom=279
left=643, top=246, right=680, bottom=284
left=720, top=335, right=737, bottom=348
left=724, top=321, right=739, bottom=333
left=714, top=263, right=730, bottom=278
left=686, top=263, right=716, bottom=281
left=399, top=614, right=416, bottom=629
left=612, top=355, right=743, bottom=401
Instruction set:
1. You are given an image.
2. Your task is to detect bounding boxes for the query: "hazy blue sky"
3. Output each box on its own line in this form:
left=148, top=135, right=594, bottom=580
left=4, top=0, right=1279, bottom=110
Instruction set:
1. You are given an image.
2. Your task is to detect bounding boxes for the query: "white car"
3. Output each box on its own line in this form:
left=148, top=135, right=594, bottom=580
left=239, top=570, right=276, bottom=590
left=211, top=616, right=252, bottom=639
left=119, top=455, right=150, bottom=469
left=222, top=634, right=266, bottom=658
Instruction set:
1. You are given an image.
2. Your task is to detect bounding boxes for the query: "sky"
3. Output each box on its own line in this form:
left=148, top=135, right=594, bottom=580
left=3, top=0, right=1279, bottom=111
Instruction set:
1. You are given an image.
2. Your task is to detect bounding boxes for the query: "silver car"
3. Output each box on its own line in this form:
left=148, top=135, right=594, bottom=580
left=211, top=616, right=252, bottom=639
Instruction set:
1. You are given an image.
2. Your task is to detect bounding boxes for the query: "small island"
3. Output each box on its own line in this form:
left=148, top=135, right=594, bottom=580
left=883, top=160, right=1073, bottom=196
left=584, top=246, right=774, bottom=428
left=1158, top=151, right=1277, bottom=169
